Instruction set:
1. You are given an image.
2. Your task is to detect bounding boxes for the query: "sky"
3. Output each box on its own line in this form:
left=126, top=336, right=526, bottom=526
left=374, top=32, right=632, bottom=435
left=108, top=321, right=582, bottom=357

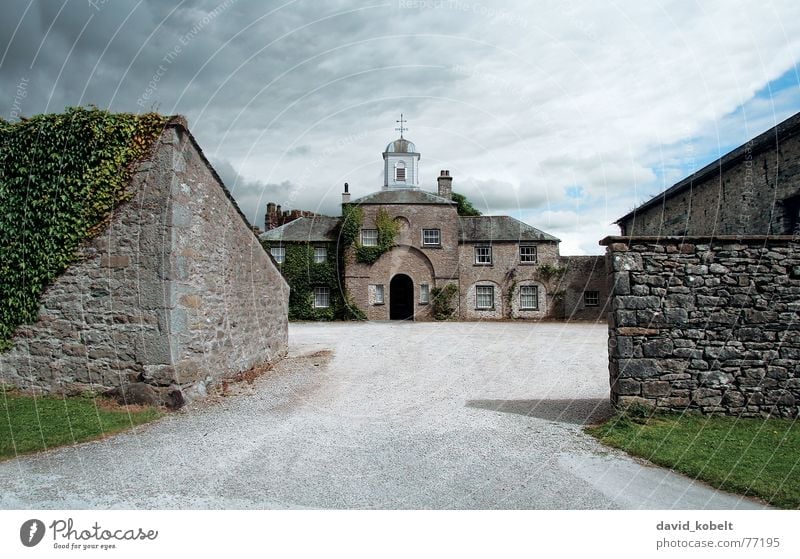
left=3, top=0, right=800, bottom=254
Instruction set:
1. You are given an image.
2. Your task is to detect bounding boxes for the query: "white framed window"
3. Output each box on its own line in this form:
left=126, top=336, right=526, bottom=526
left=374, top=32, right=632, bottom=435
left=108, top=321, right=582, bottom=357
left=314, top=287, right=330, bottom=308
left=519, top=245, right=537, bottom=263
left=584, top=290, right=599, bottom=307
left=419, top=283, right=430, bottom=304
left=476, top=285, right=494, bottom=309
left=314, top=246, right=327, bottom=263
left=474, top=245, right=492, bottom=265
left=271, top=246, right=285, bottom=264
left=361, top=229, right=378, bottom=246
left=422, top=229, right=440, bottom=246
left=520, top=285, right=539, bottom=310
left=395, top=162, right=406, bottom=181
left=375, top=284, right=384, bottom=305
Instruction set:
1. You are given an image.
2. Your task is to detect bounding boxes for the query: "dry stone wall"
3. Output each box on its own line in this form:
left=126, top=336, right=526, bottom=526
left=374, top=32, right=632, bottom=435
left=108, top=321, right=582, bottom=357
left=604, top=236, right=800, bottom=417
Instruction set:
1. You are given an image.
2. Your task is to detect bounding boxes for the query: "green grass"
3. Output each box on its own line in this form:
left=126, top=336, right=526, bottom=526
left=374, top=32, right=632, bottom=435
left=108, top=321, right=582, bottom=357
left=587, top=411, right=800, bottom=509
left=0, top=389, right=161, bottom=460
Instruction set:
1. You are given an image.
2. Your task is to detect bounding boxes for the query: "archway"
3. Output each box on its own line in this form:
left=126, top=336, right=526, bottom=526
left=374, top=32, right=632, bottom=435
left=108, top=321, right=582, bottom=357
left=390, top=274, right=414, bottom=320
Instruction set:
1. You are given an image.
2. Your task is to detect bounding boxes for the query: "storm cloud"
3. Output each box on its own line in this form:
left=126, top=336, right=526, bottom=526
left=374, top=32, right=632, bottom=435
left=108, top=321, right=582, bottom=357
left=3, top=0, right=800, bottom=253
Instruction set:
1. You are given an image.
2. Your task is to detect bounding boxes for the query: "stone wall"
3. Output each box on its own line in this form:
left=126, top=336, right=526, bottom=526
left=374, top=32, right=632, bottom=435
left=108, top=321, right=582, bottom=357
left=0, top=122, right=288, bottom=402
left=603, top=235, right=800, bottom=417
left=558, top=255, right=608, bottom=321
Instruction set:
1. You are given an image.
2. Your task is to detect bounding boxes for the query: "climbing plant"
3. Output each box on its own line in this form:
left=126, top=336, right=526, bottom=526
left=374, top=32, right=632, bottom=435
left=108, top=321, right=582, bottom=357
left=0, top=107, right=167, bottom=350
left=261, top=241, right=365, bottom=321
left=452, top=191, right=482, bottom=216
left=431, top=283, right=458, bottom=320
left=356, top=208, right=398, bottom=264
left=340, top=204, right=362, bottom=248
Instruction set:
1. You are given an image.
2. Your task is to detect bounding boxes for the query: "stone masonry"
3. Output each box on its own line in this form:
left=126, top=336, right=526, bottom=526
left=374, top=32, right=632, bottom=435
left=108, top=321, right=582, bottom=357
left=602, top=235, right=800, bottom=417
left=616, top=111, right=800, bottom=237
left=0, top=119, right=289, bottom=403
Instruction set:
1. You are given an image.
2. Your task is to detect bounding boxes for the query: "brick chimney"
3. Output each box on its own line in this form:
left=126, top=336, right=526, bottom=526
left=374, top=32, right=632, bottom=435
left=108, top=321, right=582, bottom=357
left=342, top=182, right=351, bottom=204
left=437, top=170, right=452, bottom=200
left=265, top=202, right=277, bottom=230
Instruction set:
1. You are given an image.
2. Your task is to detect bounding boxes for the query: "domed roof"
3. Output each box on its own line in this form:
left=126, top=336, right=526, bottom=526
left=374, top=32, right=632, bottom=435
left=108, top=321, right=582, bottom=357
left=385, top=138, right=416, bottom=153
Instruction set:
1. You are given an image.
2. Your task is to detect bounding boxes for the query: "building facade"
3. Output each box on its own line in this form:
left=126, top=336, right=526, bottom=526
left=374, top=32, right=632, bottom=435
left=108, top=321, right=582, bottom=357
left=262, top=132, right=607, bottom=321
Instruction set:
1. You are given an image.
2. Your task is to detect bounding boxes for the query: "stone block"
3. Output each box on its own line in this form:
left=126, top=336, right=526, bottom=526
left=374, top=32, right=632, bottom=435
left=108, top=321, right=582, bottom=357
left=642, top=339, right=674, bottom=357
left=614, top=378, right=641, bottom=395
left=699, top=371, right=731, bottom=387
left=614, top=295, right=661, bottom=310
left=617, top=327, right=660, bottom=336
left=642, top=381, right=671, bottom=397
left=665, top=294, right=694, bottom=308
left=611, top=253, right=643, bottom=272
left=619, top=358, right=660, bottom=379
left=611, top=272, right=630, bottom=295
left=611, top=336, right=634, bottom=358
left=691, top=388, right=722, bottom=406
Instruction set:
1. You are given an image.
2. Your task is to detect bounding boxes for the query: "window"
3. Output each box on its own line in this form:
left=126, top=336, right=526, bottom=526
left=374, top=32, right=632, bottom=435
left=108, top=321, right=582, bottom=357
left=422, top=229, right=441, bottom=246
left=271, top=246, right=285, bottom=264
left=474, top=245, right=492, bottom=265
left=419, top=283, right=430, bottom=304
left=314, top=287, right=330, bottom=308
left=584, top=290, right=599, bottom=307
left=476, top=285, right=494, bottom=309
left=361, top=229, right=378, bottom=246
left=314, top=246, right=327, bottom=263
left=520, top=285, right=538, bottom=310
left=519, top=245, right=537, bottom=263
left=395, top=162, right=406, bottom=181
left=375, top=284, right=384, bottom=305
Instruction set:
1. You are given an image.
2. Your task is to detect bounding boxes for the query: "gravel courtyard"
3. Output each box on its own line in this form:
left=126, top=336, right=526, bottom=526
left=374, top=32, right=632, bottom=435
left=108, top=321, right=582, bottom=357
left=1, top=322, right=766, bottom=509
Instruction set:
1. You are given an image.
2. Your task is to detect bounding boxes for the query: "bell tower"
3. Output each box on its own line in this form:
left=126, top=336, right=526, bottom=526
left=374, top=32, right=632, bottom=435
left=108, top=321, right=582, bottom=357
left=382, top=113, right=420, bottom=189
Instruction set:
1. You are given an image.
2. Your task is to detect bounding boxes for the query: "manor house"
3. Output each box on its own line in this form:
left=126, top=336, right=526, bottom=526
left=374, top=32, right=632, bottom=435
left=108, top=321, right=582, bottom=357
left=261, top=126, right=606, bottom=321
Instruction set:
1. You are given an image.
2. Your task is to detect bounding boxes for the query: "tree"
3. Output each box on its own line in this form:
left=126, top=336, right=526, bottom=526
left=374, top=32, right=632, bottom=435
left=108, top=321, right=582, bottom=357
left=452, top=191, right=482, bottom=216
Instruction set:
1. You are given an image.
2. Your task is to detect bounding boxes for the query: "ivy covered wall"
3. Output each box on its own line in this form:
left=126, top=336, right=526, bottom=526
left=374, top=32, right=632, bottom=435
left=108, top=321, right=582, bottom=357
left=0, top=107, right=167, bottom=350
left=261, top=240, right=364, bottom=321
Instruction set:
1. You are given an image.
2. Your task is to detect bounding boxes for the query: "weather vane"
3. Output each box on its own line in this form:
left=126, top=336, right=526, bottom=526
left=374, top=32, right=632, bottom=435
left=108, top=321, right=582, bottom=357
left=395, top=113, right=408, bottom=138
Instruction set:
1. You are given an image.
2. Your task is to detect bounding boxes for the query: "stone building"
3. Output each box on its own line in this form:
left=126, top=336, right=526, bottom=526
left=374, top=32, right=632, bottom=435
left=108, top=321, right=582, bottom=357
left=616, top=110, right=800, bottom=237
left=603, top=110, right=800, bottom=416
left=0, top=117, right=289, bottom=404
left=262, top=129, right=607, bottom=321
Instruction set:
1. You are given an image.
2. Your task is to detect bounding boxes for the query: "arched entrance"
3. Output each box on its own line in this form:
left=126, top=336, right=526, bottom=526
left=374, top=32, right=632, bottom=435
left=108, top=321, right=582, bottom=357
left=390, top=274, right=414, bottom=320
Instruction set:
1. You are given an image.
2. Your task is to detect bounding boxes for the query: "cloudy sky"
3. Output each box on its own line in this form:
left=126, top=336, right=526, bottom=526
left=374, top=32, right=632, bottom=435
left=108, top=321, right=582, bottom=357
left=3, top=0, right=800, bottom=254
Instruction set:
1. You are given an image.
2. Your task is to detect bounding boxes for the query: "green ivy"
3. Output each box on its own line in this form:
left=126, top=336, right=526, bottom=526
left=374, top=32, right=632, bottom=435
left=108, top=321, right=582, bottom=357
left=538, top=263, right=566, bottom=281
left=431, top=283, right=458, bottom=320
left=0, top=107, right=167, bottom=350
left=340, top=204, right=362, bottom=248
left=355, top=208, right=399, bottom=264
left=261, top=241, right=365, bottom=321
left=452, top=191, right=482, bottom=216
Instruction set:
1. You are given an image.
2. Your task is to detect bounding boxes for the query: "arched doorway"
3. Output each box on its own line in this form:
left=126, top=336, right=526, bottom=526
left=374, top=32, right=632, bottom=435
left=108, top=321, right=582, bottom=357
left=390, top=274, right=414, bottom=320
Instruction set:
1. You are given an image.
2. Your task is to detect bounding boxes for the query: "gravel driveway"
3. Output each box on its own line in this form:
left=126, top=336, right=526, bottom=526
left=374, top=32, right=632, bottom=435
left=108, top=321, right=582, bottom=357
left=1, top=322, right=767, bottom=509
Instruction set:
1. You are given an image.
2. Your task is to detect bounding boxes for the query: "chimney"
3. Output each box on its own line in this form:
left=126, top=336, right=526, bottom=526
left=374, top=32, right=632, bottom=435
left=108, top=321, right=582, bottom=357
left=342, top=182, right=351, bottom=204
left=265, top=202, right=277, bottom=230
left=437, top=170, right=452, bottom=200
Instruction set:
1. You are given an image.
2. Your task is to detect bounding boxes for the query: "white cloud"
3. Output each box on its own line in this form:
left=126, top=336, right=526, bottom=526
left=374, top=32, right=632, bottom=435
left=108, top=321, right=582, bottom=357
left=3, top=0, right=800, bottom=252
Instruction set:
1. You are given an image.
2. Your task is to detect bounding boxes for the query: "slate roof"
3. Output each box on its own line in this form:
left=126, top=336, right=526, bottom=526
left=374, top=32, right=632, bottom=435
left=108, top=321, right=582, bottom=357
left=459, top=216, right=560, bottom=243
left=351, top=189, right=456, bottom=205
left=259, top=216, right=341, bottom=243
